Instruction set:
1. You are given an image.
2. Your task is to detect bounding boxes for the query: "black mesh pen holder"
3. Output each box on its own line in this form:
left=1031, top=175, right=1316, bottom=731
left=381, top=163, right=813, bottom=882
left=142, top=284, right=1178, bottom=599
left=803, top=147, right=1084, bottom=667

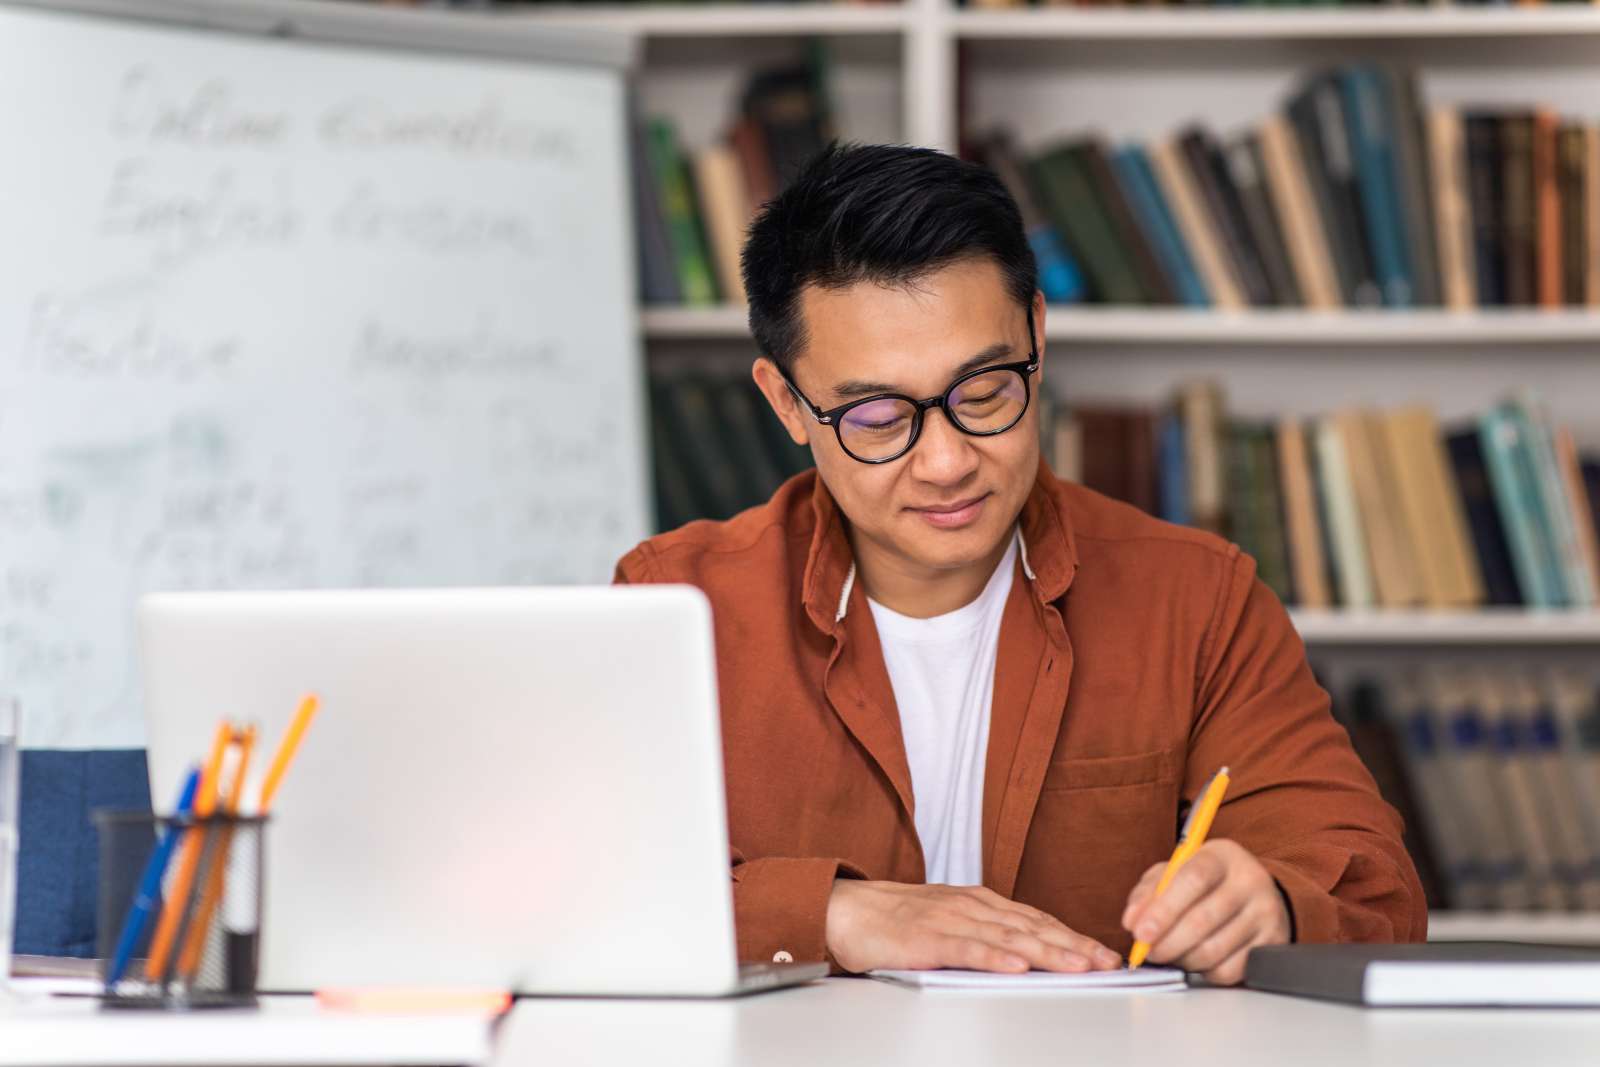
left=93, top=810, right=268, bottom=1010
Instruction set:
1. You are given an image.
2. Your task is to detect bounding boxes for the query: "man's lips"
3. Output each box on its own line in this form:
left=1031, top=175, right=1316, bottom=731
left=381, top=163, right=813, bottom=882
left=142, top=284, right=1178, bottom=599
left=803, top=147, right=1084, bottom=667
left=909, top=493, right=991, bottom=528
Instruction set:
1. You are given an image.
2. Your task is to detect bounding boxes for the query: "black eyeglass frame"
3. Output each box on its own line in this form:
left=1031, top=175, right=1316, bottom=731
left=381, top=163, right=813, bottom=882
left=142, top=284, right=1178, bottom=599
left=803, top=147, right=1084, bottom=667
left=775, top=321, right=1041, bottom=465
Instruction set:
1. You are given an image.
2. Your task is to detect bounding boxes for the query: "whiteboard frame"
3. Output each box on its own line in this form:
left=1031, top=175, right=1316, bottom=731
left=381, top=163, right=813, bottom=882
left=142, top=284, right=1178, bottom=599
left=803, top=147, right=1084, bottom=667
left=0, top=0, right=637, bottom=69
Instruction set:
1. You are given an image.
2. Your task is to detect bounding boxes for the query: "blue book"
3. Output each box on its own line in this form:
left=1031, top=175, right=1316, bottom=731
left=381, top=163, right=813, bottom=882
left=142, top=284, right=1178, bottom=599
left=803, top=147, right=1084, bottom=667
left=1480, top=406, right=1567, bottom=608
left=1029, top=225, right=1087, bottom=306
left=1339, top=65, right=1414, bottom=308
left=1156, top=411, right=1190, bottom=526
left=1112, top=147, right=1209, bottom=307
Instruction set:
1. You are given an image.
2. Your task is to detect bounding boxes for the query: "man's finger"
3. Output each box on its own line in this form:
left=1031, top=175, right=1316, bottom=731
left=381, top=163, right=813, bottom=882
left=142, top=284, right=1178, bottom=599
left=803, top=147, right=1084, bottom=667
left=1202, top=943, right=1255, bottom=987
left=1127, top=850, right=1228, bottom=949
left=940, top=934, right=1028, bottom=974
left=1176, top=905, right=1261, bottom=975
left=964, top=920, right=1092, bottom=973
left=974, top=905, right=1120, bottom=969
left=1121, top=862, right=1168, bottom=928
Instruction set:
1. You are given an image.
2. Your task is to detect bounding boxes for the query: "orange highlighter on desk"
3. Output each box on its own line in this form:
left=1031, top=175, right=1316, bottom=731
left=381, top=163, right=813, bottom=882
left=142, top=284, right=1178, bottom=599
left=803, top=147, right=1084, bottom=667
left=1128, top=766, right=1231, bottom=969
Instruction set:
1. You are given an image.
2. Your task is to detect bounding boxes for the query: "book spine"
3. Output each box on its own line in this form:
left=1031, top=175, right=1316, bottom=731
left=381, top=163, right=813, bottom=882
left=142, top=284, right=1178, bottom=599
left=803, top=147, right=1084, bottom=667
left=1501, top=114, right=1538, bottom=307
left=1340, top=66, right=1414, bottom=307
left=1178, top=128, right=1276, bottom=306
left=1113, top=147, right=1209, bottom=307
left=1149, top=139, right=1247, bottom=309
left=1479, top=407, right=1565, bottom=608
left=1223, top=135, right=1303, bottom=305
left=1428, top=108, right=1478, bottom=311
left=1077, top=141, right=1178, bottom=304
left=647, top=118, right=720, bottom=306
left=1383, top=66, right=1442, bottom=306
left=1463, top=114, right=1507, bottom=306
left=1533, top=110, right=1564, bottom=309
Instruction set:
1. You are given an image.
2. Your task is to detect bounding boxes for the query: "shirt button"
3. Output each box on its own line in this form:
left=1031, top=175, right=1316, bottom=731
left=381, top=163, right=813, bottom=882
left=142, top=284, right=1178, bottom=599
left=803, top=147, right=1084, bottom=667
left=773, top=950, right=794, bottom=964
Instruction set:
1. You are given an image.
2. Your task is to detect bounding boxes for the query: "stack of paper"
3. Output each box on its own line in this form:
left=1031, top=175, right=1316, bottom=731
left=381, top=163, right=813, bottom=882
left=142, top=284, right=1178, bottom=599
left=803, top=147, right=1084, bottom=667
left=868, top=968, right=1186, bottom=993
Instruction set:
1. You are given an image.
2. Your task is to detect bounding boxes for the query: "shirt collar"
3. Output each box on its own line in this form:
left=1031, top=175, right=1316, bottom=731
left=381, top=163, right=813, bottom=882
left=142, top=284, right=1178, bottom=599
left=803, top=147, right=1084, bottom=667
left=799, top=458, right=1079, bottom=634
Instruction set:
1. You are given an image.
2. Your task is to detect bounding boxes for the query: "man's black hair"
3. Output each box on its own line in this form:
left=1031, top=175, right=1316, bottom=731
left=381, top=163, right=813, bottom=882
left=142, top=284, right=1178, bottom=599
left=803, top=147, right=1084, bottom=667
left=741, top=142, right=1039, bottom=373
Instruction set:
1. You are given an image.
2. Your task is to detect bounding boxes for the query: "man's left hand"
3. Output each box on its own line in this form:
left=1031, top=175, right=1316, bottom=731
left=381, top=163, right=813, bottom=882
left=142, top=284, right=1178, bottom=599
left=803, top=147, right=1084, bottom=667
left=1120, top=839, right=1291, bottom=986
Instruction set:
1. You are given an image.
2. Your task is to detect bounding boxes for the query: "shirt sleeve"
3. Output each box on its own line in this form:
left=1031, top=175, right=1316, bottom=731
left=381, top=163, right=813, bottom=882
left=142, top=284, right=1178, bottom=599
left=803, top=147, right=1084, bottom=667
left=613, top=543, right=866, bottom=970
left=1188, top=550, right=1427, bottom=944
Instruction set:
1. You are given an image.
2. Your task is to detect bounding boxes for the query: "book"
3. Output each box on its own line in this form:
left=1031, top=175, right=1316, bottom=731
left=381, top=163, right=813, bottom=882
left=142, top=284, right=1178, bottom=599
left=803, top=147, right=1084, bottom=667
left=646, top=117, right=719, bottom=306
left=1380, top=408, right=1483, bottom=608
left=1380, top=65, right=1441, bottom=307
left=1030, top=146, right=1146, bottom=305
left=1532, top=109, right=1563, bottom=309
left=1313, top=415, right=1375, bottom=609
left=1338, top=409, right=1420, bottom=607
left=1479, top=405, right=1565, bottom=608
left=1287, top=71, right=1382, bottom=307
left=692, top=144, right=751, bottom=306
left=1276, top=419, right=1331, bottom=609
left=1557, top=123, right=1589, bottom=308
left=728, top=116, right=778, bottom=215
left=1074, top=141, right=1178, bottom=304
left=1112, top=145, right=1209, bottom=307
left=1340, top=65, right=1413, bottom=307
left=741, top=58, right=830, bottom=189
left=1222, top=134, right=1303, bottom=306
left=630, top=115, right=682, bottom=305
left=1148, top=139, right=1247, bottom=310
left=1427, top=108, right=1478, bottom=311
left=1179, top=381, right=1227, bottom=534
left=975, top=130, right=1087, bottom=306
left=1336, top=680, right=1447, bottom=909
left=1157, top=410, right=1191, bottom=527
left=1446, top=428, right=1525, bottom=607
left=1077, top=408, right=1157, bottom=514
left=1500, top=113, right=1538, bottom=307
left=1587, top=127, right=1600, bottom=307
left=1257, top=115, right=1342, bottom=310
left=1463, top=113, right=1507, bottom=306
left=1246, top=943, right=1600, bottom=1007
left=1509, top=392, right=1597, bottom=606
left=1555, top=428, right=1600, bottom=600
left=1177, top=127, right=1276, bottom=306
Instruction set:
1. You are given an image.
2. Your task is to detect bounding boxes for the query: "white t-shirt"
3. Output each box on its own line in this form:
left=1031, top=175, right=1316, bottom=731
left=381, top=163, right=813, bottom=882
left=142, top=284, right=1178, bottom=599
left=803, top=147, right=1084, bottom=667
left=867, top=532, right=1018, bottom=887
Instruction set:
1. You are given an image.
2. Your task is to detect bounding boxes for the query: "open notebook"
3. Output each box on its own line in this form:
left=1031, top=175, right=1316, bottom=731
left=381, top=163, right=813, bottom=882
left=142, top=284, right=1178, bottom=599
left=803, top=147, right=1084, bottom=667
left=869, top=967, right=1186, bottom=993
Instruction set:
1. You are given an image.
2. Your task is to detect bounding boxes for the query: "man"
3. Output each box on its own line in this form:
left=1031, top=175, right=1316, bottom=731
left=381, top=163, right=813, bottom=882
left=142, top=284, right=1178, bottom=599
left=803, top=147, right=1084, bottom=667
left=615, top=144, right=1423, bottom=985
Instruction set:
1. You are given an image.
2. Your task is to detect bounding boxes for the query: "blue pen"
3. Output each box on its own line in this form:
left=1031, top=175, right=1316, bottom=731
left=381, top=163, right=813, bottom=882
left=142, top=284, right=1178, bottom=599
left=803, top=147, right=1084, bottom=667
left=106, top=767, right=201, bottom=987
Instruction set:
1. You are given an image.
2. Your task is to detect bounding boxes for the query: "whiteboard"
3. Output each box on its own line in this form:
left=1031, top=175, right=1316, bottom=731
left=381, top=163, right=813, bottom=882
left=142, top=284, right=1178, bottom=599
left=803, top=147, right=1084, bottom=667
left=0, top=1, right=649, bottom=748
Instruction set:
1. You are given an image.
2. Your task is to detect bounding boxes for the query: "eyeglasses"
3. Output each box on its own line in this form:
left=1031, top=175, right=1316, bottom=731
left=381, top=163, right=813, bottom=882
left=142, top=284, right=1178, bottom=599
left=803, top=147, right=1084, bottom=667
left=776, top=321, right=1040, bottom=465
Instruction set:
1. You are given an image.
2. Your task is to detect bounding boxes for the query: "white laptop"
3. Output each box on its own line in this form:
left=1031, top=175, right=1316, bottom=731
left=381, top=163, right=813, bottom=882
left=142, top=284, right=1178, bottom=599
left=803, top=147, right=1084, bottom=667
left=139, top=586, right=827, bottom=997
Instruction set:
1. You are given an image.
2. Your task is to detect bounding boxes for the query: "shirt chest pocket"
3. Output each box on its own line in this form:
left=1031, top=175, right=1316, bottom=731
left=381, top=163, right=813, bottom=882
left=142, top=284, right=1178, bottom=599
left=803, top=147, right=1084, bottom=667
left=1027, top=746, right=1186, bottom=891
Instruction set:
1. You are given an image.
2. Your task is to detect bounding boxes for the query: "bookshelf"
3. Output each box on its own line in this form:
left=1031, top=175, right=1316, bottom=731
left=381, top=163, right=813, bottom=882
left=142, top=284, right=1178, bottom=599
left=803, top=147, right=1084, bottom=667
left=360, top=0, right=1600, bottom=928
left=646, top=305, right=1600, bottom=344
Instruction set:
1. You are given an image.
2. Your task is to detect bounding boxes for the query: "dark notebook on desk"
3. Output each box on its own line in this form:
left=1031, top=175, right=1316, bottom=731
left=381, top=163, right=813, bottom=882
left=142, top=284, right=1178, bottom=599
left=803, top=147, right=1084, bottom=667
left=1246, top=943, right=1600, bottom=1007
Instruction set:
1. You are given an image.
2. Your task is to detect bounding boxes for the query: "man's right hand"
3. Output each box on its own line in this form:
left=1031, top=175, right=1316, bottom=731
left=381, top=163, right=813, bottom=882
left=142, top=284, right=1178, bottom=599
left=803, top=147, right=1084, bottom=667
left=824, top=879, right=1124, bottom=975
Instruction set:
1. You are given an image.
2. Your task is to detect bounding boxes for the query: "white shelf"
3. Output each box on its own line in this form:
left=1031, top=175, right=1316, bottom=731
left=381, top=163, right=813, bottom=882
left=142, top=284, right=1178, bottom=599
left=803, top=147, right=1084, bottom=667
left=1428, top=911, right=1600, bottom=945
left=641, top=305, right=751, bottom=339
left=1043, top=308, right=1600, bottom=345
left=952, top=7, right=1600, bottom=42
left=501, top=2, right=908, bottom=37
left=642, top=305, right=1600, bottom=345
left=1290, top=609, right=1600, bottom=645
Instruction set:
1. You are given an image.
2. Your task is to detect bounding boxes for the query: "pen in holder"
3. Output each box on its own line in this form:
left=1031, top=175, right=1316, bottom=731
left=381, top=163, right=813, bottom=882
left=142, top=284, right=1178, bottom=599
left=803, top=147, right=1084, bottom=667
left=93, top=809, right=268, bottom=1010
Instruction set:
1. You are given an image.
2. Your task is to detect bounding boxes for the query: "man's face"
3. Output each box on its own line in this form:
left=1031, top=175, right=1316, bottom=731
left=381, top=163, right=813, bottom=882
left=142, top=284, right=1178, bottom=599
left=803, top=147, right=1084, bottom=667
left=757, top=257, right=1045, bottom=580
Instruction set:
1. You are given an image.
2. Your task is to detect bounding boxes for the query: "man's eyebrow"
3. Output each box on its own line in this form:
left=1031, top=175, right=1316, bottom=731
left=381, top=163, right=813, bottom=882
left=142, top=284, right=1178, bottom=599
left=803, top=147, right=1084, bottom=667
left=828, top=341, right=1016, bottom=401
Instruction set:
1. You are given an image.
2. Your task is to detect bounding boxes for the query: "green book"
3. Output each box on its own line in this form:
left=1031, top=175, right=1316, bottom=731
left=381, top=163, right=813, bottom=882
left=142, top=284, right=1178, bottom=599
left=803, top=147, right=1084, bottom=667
left=1479, top=406, right=1566, bottom=608
left=1250, top=424, right=1297, bottom=605
left=1029, top=146, right=1146, bottom=304
left=646, top=117, right=719, bottom=306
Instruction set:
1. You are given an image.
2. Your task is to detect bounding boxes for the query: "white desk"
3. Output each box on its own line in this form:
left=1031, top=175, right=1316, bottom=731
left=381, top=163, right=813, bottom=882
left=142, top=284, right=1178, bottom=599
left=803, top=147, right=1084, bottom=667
left=493, top=978, right=1600, bottom=1067
left=0, top=994, right=494, bottom=1066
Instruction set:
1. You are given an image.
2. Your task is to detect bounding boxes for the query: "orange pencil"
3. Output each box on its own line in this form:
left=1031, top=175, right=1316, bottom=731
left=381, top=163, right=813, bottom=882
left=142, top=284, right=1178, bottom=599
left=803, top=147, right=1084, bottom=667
left=260, top=695, right=318, bottom=813
left=175, top=725, right=257, bottom=983
left=144, top=720, right=232, bottom=982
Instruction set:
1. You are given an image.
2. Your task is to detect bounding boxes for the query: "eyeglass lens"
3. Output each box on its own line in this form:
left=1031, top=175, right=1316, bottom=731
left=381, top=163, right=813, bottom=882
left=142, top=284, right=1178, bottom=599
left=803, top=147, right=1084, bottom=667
left=836, top=368, right=1029, bottom=462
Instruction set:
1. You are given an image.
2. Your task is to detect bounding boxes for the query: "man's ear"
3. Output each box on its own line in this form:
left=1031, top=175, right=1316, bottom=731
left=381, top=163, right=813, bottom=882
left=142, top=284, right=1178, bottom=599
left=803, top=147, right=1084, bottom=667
left=1030, top=290, right=1048, bottom=387
left=751, top=358, right=813, bottom=447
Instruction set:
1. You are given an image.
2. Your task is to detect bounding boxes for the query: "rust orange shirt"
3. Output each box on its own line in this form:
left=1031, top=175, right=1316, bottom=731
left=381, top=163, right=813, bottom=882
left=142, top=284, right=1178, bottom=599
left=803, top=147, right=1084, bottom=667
left=614, top=462, right=1426, bottom=965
